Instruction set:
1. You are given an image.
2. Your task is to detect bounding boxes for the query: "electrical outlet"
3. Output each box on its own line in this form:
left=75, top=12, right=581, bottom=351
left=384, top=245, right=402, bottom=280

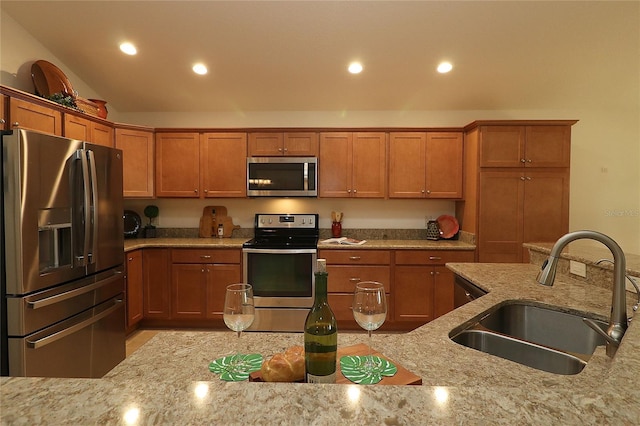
left=569, top=260, right=587, bottom=278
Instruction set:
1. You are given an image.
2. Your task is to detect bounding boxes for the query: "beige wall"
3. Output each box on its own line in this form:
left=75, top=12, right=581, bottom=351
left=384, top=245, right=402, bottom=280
left=2, top=11, right=638, bottom=253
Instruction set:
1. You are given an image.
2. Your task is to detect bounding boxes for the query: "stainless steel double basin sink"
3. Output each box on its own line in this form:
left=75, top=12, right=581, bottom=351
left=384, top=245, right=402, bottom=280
left=449, top=301, right=608, bottom=375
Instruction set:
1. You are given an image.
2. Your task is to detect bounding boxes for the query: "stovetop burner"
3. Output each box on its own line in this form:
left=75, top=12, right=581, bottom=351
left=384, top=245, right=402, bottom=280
left=243, top=213, right=319, bottom=249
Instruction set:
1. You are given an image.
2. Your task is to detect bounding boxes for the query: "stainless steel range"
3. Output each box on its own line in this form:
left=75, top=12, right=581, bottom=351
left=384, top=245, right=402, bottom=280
left=242, top=213, right=318, bottom=331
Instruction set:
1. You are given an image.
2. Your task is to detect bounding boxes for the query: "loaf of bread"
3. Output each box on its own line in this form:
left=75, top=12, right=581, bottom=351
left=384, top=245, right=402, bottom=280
left=261, top=345, right=305, bottom=382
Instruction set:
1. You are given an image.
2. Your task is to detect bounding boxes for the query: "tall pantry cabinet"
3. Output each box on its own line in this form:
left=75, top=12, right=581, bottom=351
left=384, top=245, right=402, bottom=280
left=456, top=121, right=577, bottom=263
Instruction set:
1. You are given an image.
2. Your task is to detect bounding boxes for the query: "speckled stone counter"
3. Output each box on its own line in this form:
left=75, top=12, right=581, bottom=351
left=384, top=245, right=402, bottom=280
left=2, top=261, right=639, bottom=424
left=123, top=237, right=476, bottom=252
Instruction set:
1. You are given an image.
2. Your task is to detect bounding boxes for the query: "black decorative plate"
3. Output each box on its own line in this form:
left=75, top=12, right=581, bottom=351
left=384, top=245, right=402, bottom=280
left=123, top=210, right=141, bottom=238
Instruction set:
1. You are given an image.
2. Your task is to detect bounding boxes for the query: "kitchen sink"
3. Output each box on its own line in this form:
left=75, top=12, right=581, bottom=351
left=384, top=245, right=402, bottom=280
left=449, top=301, right=608, bottom=375
left=451, top=329, right=588, bottom=375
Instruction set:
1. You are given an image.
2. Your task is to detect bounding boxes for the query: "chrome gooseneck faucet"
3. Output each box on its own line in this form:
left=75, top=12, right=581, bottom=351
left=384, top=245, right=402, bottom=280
left=536, top=230, right=628, bottom=357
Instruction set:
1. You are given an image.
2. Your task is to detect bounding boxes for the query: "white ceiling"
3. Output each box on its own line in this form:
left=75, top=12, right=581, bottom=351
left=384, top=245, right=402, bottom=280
left=2, top=1, right=638, bottom=113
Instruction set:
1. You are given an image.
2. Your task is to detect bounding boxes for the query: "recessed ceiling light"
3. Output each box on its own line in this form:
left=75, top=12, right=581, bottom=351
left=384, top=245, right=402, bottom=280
left=192, top=63, right=208, bottom=75
left=348, top=62, right=363, bottom=74
left=437, top=61, right=453, bottom=73
left=119, top=42, right=137, bottom=56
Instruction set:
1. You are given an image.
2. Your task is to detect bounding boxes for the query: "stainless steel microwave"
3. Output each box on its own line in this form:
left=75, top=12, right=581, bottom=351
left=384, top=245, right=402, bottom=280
left=247, top=157, right=317, bottom=197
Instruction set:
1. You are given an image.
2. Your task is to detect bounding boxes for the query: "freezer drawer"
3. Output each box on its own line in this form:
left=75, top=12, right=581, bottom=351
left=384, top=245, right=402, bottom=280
left=7, top=295, right=125, bottom=378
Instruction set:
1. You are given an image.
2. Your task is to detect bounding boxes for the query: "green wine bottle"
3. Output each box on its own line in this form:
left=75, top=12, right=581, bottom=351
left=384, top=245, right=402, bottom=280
left=304, top=258, right=338, bottom=383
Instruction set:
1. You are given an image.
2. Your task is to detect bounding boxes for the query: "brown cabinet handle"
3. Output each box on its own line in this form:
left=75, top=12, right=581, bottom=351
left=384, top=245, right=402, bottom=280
left=200, top=255, right=212, bottom=259
left=348, top=256, right=361, bottom=261
left=429, top=256, right=441, bottom=260
left=349, top=278, right=361, bottom=282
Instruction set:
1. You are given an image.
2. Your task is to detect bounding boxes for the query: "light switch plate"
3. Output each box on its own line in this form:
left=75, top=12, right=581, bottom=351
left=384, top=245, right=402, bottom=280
left=569, top=260, right=587, bottom=278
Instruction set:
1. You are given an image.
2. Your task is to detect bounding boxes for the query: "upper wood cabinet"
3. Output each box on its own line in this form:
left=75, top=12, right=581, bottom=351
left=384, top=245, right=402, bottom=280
left=8, top=97, right=62, bottom=135
left=478, top=170, right=569, bottom=263
left=115, top=127, right=155, bottom=198
left=155, top=131, right=247, bottom=198
left=248, top=132, right=318, bottom=156
left=479, top=125, right=571, bottom=168
left=156, top=132, right=201, bottom=197
left=201, top=132, right=247, bottom=198
left=64, top=114, right=114, bottom=147
left=389, top=132, right=463, bottom=199
left=319, top=132, right=387, bottom=198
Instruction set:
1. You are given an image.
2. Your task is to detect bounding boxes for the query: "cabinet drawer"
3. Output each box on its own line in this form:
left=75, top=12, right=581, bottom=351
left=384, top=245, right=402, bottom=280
left=328, top=293, right=392, bottom=322
left=319, top=249, right=390, bottom=265
left=171, top=249, right=241, bottom=264
left=327, top=266, right=391, bottom=293
left=395, top=250, right=474, bottom=265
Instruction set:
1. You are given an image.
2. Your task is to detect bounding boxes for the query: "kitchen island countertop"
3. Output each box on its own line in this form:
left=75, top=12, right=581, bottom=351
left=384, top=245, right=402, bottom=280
left=2, top=260, right=639, bottom=424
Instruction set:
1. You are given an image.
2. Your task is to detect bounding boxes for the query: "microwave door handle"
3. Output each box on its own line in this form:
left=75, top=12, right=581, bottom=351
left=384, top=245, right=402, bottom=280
left=86, top=149, right=98, bottom=265
left=303, top=162, right=309, bottom=191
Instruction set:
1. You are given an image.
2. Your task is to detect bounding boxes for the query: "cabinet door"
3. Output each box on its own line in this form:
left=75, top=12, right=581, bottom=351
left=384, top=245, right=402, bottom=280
left=206, top=264, right=242, bottom=319
left=283, top=132, right=319, bottom=156
left=91, top=122, right=114, bottom=147
left=126, top=250, right=144, bottom=328
left=201, top=132, right=247, bottom=197
left=64, top=114, right=92, bottom=141
left=248, top=132, right=283, bottom=156
left=479, top=126, right=525, bottom=168
left=351, top=132, right=387, bottom=198
left=319, top=132, right=352, bottom=197
left=478, top=171, right=524, bottom=262
left=155, top=132, right=200, bottom=197
left=524, top=126, right=571, bottom=168
left=425, top=132, right=463, bottom=198
left=143, top=249, right=171, bottom=319
left=10, top=97, right=62, bottom=135
left=388, top=132, right=426, bottom=198
left=522, top=171, right=569, bottom=245
left=433, top=266, right=455, bottom=318
left=172, top=264, right=207, bottom=318
left=115, top=128, right=155, bottom=198
left=394, top=266, right=434, bottom=323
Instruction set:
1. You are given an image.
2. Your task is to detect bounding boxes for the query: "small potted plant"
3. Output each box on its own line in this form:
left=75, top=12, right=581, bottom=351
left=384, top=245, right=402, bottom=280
left=143, top=205, right=159, bottom=238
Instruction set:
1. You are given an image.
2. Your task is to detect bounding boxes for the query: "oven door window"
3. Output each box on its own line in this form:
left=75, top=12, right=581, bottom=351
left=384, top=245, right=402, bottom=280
left=246, top=252, right=314, bottom=298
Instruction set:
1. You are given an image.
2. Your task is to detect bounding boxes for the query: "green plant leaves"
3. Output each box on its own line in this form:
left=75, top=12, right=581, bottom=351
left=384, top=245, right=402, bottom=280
left=340, top=355, right=397, bottom=385
left=208, top=353, right=263, bottom=381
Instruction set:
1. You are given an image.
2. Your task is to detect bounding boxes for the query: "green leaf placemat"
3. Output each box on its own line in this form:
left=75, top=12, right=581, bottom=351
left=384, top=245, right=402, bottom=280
left=340, top=355, right=398, bottom=385
left=209, top=353, right=263, bottom=381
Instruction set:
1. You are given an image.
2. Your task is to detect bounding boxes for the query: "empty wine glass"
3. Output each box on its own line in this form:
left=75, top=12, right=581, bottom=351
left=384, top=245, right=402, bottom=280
left=352, top=281, right=387, bottom=373
left=223, top=283, right=255, bottom=365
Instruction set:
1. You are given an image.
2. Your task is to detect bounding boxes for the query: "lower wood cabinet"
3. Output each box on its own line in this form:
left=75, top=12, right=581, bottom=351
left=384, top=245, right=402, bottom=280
left=143, top=248, right=172, bottom=319
left=125, top=249, right=144, bottom=332
left=171, top=249, right=241, bottom=320
left=319, top=249, right=392, bottom=328
left=394, top=250, right=475, bottom=326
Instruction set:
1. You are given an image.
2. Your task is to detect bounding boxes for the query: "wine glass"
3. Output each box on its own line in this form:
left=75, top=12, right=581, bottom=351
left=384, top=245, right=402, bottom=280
left=352, top=281, right=387, bottom=373
left=223, top=283, right=255, bottom=366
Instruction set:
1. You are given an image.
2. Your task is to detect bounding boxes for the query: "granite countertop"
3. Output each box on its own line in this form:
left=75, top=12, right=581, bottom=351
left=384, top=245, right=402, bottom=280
left=2, top=262, right=639, bottom=423
left=124, top=237, right=476, bottom=252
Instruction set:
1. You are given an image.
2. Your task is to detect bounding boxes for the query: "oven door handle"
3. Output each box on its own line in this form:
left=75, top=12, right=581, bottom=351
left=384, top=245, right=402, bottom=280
left=242, top=248, right=318, bottom=255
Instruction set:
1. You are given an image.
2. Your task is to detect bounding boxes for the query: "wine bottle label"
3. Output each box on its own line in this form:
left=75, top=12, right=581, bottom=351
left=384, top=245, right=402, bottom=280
left=306, top=372, right=336, bottom=384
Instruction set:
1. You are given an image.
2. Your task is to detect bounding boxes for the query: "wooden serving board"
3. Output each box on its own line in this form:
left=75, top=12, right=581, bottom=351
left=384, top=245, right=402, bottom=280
left=250, top=344, right=421, bottom=385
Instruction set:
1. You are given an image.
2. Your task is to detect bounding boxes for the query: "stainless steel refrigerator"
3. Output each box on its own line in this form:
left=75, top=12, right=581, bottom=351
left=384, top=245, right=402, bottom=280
left=1, top=129, right=125, bottom=378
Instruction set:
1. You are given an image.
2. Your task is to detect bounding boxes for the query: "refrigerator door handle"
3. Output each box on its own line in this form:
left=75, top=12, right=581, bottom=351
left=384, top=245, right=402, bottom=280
left=86, top=149, right=99, bottom=265
left=25, top=298, right=123, bottom=349
left=26, top=272, right=122, bottom=309
left=77, top=149, right=91, bottom=267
